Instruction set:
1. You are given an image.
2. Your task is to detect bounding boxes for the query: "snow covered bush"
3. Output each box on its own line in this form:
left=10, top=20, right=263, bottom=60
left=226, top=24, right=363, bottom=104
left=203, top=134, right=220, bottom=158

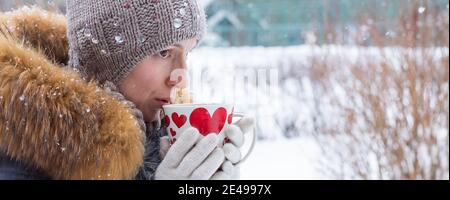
left=310, top=2, right=449, bottom=179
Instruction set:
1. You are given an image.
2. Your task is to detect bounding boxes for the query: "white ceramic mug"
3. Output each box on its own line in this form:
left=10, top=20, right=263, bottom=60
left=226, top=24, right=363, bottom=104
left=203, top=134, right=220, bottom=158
left=162, top=103, right=255, bottom=164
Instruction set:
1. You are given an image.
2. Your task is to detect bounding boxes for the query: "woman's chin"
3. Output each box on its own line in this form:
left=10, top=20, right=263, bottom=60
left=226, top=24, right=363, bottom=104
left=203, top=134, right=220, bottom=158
left=143, top=108, right=161, bottom=123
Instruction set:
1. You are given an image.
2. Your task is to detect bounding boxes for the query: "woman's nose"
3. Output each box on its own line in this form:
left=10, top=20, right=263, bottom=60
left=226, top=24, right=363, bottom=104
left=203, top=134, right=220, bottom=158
left=167, top=57, right=188, bottom=87
left=168, top=71, right=186, bottom=87
left=174, top=54, right=188, bottom=70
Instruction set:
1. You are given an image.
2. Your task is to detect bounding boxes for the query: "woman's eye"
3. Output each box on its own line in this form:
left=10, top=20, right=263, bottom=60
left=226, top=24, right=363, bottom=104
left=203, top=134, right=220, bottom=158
left=159, top=50, right=170, bottom=59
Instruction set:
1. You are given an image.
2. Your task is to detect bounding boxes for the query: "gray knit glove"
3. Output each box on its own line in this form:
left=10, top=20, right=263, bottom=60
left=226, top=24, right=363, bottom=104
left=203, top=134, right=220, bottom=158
left=154, top=128, right=225, bottom=180
left=211, top=116, right=255, bottom=180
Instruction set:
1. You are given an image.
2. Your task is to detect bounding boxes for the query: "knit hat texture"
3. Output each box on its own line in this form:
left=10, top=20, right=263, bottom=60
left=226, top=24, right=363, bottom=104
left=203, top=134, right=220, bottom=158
left=67, top=0, right=206, bottom=85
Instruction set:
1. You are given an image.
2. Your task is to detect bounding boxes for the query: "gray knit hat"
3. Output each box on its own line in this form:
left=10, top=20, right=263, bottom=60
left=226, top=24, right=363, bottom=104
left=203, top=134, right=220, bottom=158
left=66, top=0, right=206, bottom=85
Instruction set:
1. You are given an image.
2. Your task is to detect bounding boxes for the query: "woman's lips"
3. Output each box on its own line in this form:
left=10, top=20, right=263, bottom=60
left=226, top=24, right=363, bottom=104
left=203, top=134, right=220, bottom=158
left=155, top=98, right=170, bottom=106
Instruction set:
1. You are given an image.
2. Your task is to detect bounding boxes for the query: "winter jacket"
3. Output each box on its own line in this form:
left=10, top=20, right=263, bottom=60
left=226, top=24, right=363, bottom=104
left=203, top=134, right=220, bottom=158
left=0, top=7, right=162, bottom=180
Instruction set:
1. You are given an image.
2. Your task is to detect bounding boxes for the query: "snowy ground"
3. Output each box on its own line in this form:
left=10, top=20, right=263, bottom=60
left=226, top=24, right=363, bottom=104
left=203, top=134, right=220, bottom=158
left=240, top=136, right=323, bottom=180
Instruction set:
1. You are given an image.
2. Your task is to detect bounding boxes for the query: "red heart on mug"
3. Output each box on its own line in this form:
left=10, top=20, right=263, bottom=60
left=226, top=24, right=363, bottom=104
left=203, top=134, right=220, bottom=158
left=223, top=136, right=230, bottom=145
left=172, top=113, right=187, bottom=128
left=227, top=108, right=234, bottom=124
left=170, top=138, right=177, bottom=145
left=190, top=107, right=227, bottom=136
left=164, top=115, right=170, bottom=127
left=170, top=128, right=176, bottom=137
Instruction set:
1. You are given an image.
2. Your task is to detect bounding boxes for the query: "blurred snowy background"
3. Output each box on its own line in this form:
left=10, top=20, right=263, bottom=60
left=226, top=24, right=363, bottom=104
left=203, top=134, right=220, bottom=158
left=1, top=0, right=448, bottom=180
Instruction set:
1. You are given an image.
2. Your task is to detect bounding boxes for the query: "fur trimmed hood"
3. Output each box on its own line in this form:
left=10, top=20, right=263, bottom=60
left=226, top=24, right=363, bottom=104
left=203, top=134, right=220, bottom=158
left=0, top=7, right=145, bottom=179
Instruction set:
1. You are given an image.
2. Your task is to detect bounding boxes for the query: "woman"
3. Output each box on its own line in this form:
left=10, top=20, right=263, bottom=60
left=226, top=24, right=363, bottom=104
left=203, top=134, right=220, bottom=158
left=0, top=0, right=253, bottom=180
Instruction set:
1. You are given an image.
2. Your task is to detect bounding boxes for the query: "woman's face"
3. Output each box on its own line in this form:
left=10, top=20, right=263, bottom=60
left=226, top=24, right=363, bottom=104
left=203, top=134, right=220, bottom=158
left=119, top=38, right=197, bottom=122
